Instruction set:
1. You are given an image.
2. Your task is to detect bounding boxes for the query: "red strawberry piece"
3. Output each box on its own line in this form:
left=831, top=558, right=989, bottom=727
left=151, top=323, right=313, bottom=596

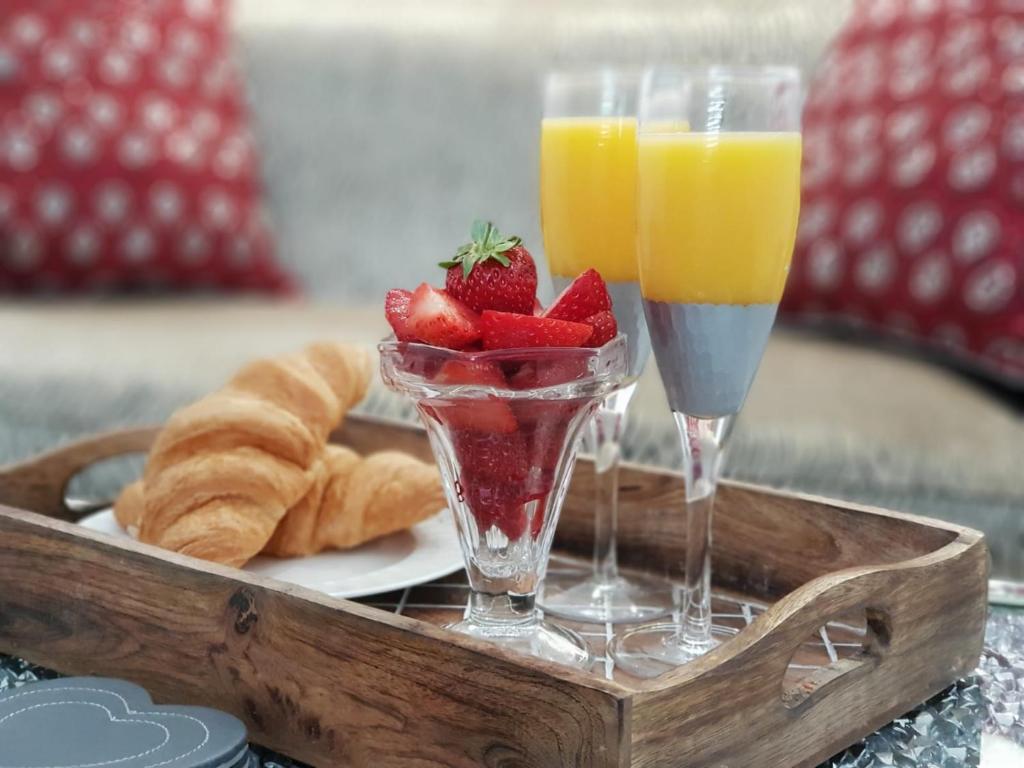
left=406, top=283, right=482, bottom=349
left=583, top=310, right=618, bottom=347
left=384, top=288, right=417, bottom=341
left=435, top=359, right=506, bottom=388
left=495, top=506, right=528, bottom=540
left=433, top=360, right=516, bottom=433
left=507, top=362, right=539, bottom=389
left=480, top=310, right=593, bottom=350
left=397, top=350, right=445, bottom=381
left=513, top=398, right=589, bottom=490
left=441, top=220, right=538, bottom=314
left=433, top=397, right=517, bottom=435
left=543, top=269, right=612, bottom=323
left=451, top=428, right=528, bottom=480
left=461, top=476, right=528, bottom=540
left=453, top=426, right=532, bottom=539
left=508, top=357, right=589, bottom=389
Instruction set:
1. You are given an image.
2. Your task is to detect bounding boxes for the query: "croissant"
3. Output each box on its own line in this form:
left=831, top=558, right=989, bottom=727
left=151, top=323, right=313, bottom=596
left=130, top=342, right=373, bottom=567
left=113, top=479, right=145, bottom=534
left=115, top=446, right=444, bottom=558
left=263, top=445, right=445, bottom=557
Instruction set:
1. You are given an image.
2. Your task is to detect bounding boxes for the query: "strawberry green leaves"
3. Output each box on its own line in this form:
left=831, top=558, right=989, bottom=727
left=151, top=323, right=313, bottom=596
left=440, top=219, right=522, bottom=279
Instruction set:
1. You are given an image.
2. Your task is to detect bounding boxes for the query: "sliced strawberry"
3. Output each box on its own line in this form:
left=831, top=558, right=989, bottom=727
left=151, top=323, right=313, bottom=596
left=514, top=399, right=585, bottom=481
left=543, top=269, right=612, bottom=323
left=583, top=310, right=618, bottom=347
left=453, top=425, right=532, bottom=539
left=435, top=359, right=507, bottom=388
left=397, top=351, right=445, bottom=381
left=453, top=400, right=588, bottom=541
left=508, top=358, right=589, bottom=389
left=468, top=462, right=557, bottom=540
left=461, top=476, right=528, bottom=540
left=431, top=398, right=516, bottom=434
left=406, top=283, right=482, bottom=349
left=451, top=429, right=527, bottom=480
left=384, top=288, right=417, bottom=341
left=480, top=310, right=593, bottom=350
left=507, top=362, right=539, bottom=389
left=432, top=360, right=516, bottom=433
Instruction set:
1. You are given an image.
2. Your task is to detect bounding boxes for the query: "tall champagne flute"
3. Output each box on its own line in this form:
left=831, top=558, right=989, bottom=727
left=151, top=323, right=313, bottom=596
left=612, top=66, right=803, bottom=676
left=538, top=71, right=671, bottom=623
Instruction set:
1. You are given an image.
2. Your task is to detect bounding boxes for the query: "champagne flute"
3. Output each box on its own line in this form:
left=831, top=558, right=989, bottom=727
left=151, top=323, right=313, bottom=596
left=612, top=66, right=803, bottom=676
left=538, top=70, right=672, bottom=624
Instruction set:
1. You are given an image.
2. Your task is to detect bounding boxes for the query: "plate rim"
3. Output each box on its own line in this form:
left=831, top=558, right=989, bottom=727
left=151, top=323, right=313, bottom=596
left=77, top=508, right=465, bottom=600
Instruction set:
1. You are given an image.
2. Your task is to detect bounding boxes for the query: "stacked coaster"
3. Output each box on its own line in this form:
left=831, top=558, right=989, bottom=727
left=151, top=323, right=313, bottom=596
left=0, top=677, right=253, bottom=768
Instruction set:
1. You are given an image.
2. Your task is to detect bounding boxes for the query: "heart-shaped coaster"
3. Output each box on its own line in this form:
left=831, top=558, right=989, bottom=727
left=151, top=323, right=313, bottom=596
left=0, top=677, right=252, bottom=768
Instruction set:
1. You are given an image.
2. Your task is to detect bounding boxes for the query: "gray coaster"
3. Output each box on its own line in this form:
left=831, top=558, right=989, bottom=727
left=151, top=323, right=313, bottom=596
left=0, top=677, right=251, bottom=768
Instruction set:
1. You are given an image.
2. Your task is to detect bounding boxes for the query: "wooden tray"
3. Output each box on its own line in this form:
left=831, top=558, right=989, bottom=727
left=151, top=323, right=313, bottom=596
left=0, top=415, right=988, bottom=767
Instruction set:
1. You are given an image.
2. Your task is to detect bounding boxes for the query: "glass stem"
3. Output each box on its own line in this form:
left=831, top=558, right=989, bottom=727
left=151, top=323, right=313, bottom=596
left=584, top=382, right=637, bottom=585
left=467, top=589, right=538, bottom=628
left=673, top=412, right=732, bottom=654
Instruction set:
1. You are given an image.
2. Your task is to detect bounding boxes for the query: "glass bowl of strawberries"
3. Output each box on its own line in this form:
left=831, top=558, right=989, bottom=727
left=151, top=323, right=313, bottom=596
left=378, top=221, right=628, bottom=668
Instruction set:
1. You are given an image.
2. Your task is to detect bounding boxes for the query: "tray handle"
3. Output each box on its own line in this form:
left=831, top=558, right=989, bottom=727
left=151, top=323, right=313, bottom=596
left=777, top=605, right=891, bottom=710
left=751, top=569, right=895, bottom=715
left=644, top=534, right=981, bottom=715
left=0, top=426, right=159, bottom=522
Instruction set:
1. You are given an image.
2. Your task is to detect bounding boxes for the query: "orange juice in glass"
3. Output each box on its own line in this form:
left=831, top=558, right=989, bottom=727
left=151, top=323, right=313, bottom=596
left=540, top=115, right=648, bottom=377
left=612, top=67, right=803, bottom=678
left=537, top=72, right=668, bottom=625
left=637, top=130, right=801, bottom=416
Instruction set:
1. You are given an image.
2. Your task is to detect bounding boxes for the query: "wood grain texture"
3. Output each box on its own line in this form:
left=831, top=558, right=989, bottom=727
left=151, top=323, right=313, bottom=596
left=627, top=532, right=988, bottom=767
left=0, top=426, right=158, bottom=521
left=556, top=458, right=962, bottom=599
left=0, top=507, right=629, bottom=767
left=0, top=416, right=989, bottom=767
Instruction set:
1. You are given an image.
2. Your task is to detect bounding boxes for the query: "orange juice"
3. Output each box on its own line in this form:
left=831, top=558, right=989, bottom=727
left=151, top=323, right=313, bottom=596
left=636, top=132, right=802, bottom=305
left=540, top=117, right=638, bottom=282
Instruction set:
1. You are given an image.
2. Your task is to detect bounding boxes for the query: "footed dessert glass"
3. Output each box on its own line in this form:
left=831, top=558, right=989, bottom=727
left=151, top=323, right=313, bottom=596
left=379, top=336, right=627, bottom=668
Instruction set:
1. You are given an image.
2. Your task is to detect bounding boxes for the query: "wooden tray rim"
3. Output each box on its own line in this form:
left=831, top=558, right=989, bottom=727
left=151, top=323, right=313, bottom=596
left=0, top=415, right=986, bottom=699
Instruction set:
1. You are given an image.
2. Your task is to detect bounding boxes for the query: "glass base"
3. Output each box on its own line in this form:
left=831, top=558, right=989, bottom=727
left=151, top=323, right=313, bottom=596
left=540, top=571, right=673, bottom=624
left=447, top=617, right=593, bottom=670
left=611, top=622, right=738, bottom=678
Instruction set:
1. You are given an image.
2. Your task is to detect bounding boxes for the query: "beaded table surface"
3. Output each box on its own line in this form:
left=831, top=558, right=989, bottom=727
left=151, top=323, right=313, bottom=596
left=3, top=573, right=1021, bottom=768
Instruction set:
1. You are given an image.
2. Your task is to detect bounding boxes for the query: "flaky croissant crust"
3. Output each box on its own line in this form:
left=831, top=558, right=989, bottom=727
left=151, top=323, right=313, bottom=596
left=126, top=342, right=373, bottom=566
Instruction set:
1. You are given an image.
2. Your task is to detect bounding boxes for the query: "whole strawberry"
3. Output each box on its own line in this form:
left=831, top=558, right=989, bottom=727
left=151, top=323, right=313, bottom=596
left=441, top=220, right=537, bottom=314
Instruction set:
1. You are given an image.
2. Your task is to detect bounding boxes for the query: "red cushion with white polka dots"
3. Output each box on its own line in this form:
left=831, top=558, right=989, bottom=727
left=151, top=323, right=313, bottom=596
left=782, top=0, right=1024, bottom=386
left=0, top=0, right=294, bottom=294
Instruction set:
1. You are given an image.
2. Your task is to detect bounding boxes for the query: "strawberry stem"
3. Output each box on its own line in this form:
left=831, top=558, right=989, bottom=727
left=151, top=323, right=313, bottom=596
left=439, top=219, right=521, bottom=278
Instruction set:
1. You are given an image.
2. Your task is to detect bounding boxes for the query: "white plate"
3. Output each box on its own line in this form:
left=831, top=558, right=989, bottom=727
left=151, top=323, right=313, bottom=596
left=78, top=508, right=464, bottom=599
